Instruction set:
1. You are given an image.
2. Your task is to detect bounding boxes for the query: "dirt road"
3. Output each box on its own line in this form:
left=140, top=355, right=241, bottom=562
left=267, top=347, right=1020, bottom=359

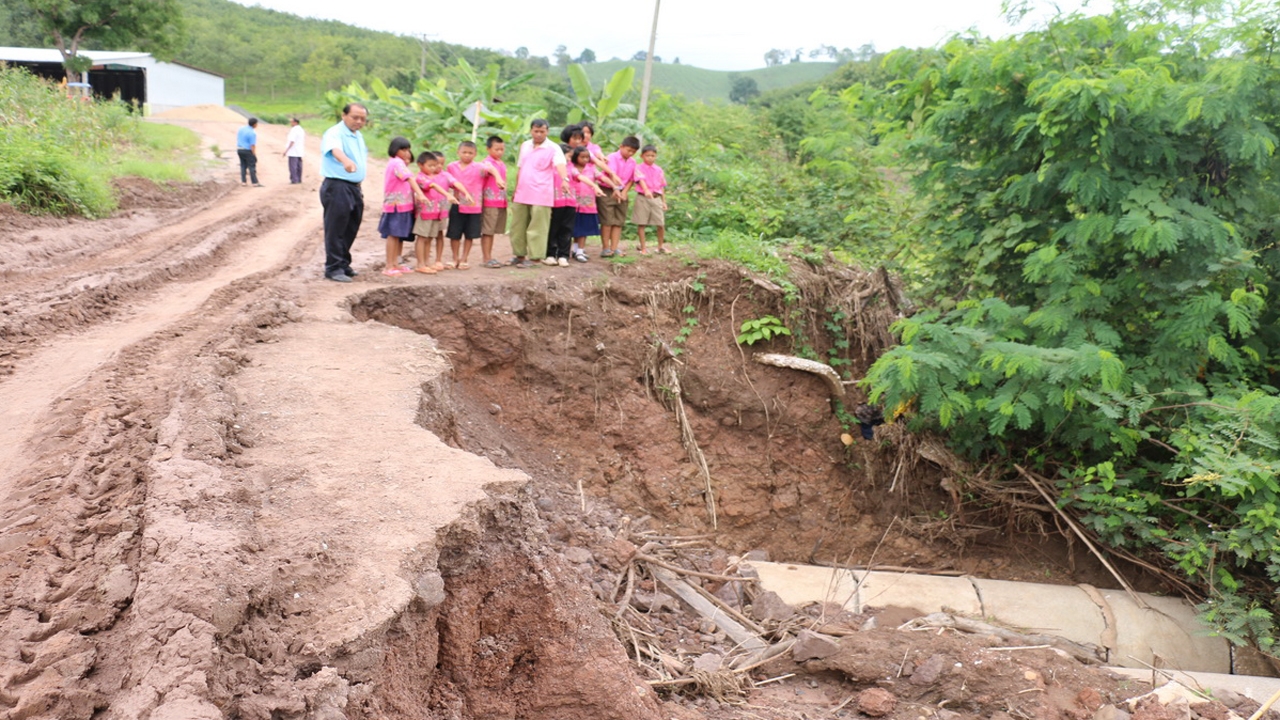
left=0, top=118, right=653, bottom=720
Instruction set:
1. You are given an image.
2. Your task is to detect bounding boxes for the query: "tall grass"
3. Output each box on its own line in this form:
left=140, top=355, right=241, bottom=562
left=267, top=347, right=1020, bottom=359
left=0, top=65, right=132, bottom=216
left=0, top=66, right=201, bottom=216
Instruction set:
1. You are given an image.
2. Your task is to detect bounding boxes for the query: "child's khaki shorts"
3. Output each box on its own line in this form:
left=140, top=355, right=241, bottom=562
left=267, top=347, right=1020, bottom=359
left=631, top=194, right=665, bottom=227
left=597, top=193, right=630, bottom=226
left=413, top=218, right=444, bottom=237
left=481, top=206, right=508, bottom=236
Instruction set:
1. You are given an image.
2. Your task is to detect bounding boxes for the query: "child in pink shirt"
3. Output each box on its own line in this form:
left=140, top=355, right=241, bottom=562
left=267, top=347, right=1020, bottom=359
left=377, top=137, right=428, bottom=277
left=479, top=136, right=507, bottom=268
left=598, top=136, right=640, bottom=258
left=445, top=141, right=482, bottom=269
left=412, top=151, right=463, bottom=274
left=632, top=144, right=670, bottom=254
left=569, top=146, right=605, bottom=262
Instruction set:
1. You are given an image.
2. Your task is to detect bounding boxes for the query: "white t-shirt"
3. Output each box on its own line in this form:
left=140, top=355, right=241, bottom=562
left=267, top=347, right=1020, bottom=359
left=285, top=125, right=305, bottom=158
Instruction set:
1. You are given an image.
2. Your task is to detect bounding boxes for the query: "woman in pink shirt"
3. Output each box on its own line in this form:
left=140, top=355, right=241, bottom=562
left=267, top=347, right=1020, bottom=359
left=377, top=137, right=428, bottom=276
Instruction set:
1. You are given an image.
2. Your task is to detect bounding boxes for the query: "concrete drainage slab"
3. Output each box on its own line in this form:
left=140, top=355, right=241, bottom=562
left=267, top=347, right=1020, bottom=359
left=745, top=560, right=1231, bottom=674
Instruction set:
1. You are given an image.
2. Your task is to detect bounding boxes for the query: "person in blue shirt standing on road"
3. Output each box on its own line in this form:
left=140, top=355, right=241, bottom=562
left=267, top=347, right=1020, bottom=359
left=236, top=117, right=262, bottom=188
left=319, top=103, right=369, bottom=282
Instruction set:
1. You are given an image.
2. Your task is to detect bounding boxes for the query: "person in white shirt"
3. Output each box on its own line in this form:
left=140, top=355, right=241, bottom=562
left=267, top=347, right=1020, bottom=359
left=282, top=118, right=305, bottom=184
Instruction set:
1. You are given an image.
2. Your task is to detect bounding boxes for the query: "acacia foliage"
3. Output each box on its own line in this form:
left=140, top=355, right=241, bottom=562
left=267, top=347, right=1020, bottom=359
left=864, top=2, right=1280, bottom=647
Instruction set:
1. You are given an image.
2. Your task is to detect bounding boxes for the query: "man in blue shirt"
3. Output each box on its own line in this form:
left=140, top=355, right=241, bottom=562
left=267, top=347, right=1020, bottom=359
left=319, top=103, right=369, bottom=282
left=236, top=118, right=262, bottom=187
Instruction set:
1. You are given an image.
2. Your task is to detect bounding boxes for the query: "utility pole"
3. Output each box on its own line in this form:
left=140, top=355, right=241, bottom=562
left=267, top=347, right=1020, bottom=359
left=637, top=0, right=661, bottom=125
left=418, top=34, right=437, bottom=79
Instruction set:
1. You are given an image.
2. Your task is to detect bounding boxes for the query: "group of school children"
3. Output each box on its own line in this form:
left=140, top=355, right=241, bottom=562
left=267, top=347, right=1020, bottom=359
left=375, top=121, right=668, bottom=277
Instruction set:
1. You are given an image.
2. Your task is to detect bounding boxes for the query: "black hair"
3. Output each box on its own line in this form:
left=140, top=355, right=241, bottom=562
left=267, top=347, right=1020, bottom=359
left=641, top=144, right=658, bottom=154
left=560, top=124, right=583, bottom=143
left=290, top=117, right=299, bottom=124
left=530, top=118, right=549, bottom=129
left=458, top=140, right=477, bottom=150
left=388, top=136, right=412, bottom=158
left=559, top=143, right=573, bottom=154
left=621, top=136, right=641, bottom=150
left=248, top=117, right=258, bottom=127
left=580, top=121, right=595, bottom=135
left=485, top=135, right=505, bottom=148
left=342, top=103, right=367, bottom=116
left=416, top=151, right=433, bottom=164
left=432, top=151, right=447, bottom=161
left=570, top=146, right=592, bottom=166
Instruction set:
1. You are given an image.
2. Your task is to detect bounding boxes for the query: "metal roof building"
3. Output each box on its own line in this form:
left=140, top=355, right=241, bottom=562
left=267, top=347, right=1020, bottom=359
left=0, top=47, right=224, bottom=114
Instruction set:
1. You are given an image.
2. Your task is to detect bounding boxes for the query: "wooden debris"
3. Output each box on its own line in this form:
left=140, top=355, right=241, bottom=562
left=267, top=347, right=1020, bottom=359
left=650, top=566, right=768, bottom=655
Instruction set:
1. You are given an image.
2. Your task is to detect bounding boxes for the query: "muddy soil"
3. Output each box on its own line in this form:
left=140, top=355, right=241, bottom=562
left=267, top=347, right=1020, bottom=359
left=0, top=114, right=1243, bottom=720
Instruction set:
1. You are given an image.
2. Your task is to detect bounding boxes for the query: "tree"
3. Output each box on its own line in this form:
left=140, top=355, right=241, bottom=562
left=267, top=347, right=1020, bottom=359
left=300, top=37, right=363, bottom=91
left=763, top=49, right=785, bottom=67
left=577, top=48, right=596, bottom=63
left=672, top=57, right=680, bottom=65
left=22, top=0, right=186, bottom=84
left=728, top=75, right=759, bottom=104
left=554, top=44, right=571, bottom=67
left=791, top=48, right=804, bottom=62
left=866, top=2, right=1280, bottom=648
left=632, top=50, right=648, bottom=61
left=514, top=46, right=529, bottom=60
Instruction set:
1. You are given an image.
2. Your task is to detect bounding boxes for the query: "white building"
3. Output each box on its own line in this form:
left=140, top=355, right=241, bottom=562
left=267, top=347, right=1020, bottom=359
left=0, top=46, right=224, bottom=114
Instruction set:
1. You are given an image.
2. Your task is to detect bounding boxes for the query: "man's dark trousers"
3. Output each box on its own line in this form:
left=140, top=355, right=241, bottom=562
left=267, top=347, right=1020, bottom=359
left=320, top=178, right=363, bottom=278
left=238, top=149, right=258, bottom=184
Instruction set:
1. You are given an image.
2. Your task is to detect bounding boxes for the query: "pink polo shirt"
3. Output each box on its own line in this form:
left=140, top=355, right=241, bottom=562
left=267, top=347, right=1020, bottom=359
left=415, top=170, right=455, bottom=221
left=606, top=151, right=636, bottom=195
left=513, top=138, right=567, bottom=207
left=447, top=160, right=484, bottom=214
left=555, top=166, right=579, bottom=208
left=481, top=158, right=507, bottom=208
left=382, top=157, right=415, bottom=213
left=636, top=163, right=667, bottom=195
left=573, top=164, right=599, bottom=214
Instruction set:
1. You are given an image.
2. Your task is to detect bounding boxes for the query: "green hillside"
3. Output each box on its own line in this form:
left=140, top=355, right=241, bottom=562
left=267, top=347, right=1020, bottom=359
left=581, top=60, right=839, bottom=102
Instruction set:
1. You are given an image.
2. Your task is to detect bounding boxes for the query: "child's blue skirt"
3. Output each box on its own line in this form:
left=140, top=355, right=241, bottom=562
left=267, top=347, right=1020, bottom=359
left=378, top=210, right=415, bottom=239
left=573, top=211, right=600, bottom=238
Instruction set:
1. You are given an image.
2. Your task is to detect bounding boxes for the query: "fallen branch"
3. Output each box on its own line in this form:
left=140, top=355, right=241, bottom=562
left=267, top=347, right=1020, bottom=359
left=1016, top=465, right=1148, bottom=609
left=752, top=353, right=847, bottom=403
left=635, top=553, right=758, bottom=584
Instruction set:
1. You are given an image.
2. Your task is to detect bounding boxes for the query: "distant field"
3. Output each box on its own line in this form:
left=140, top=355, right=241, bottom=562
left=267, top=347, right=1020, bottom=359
left=580, top=60, right=840, bottom=101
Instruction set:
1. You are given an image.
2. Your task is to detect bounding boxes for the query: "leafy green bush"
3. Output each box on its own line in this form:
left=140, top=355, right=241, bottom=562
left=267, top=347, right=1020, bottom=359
left=864, top=2, right=1280, bottom=649
left=0, top=65, right=130, bottom=216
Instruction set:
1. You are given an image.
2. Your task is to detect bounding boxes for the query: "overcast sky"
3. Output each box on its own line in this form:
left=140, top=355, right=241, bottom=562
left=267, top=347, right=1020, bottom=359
left=232, top=0, right=1105, bottom=71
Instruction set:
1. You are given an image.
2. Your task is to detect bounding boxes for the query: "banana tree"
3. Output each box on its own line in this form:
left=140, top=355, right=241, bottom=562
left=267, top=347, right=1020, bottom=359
left=548, top=64, right=651, bottom=143
left=327, top=59, right=544, bottom=151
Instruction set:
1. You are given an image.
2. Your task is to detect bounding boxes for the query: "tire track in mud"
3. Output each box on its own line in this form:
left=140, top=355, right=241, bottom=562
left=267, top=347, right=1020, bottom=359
left=0, top=163, right=323, bottom=717
left=0, top=276, right=305, bottom=720
left=0, top=184, right=320, bottom=485
left=0, top=181, right=283, bottom=376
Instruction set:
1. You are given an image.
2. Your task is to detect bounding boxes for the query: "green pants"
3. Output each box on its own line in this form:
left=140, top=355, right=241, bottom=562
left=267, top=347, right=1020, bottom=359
left=508, top=202, right=551, bottom=260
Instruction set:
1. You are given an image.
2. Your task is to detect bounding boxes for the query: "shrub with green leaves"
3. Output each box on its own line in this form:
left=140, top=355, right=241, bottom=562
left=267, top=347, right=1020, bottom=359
left=0, top=65, right=135, bottom=216
left=864, top=1, right=1280, bottom=648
